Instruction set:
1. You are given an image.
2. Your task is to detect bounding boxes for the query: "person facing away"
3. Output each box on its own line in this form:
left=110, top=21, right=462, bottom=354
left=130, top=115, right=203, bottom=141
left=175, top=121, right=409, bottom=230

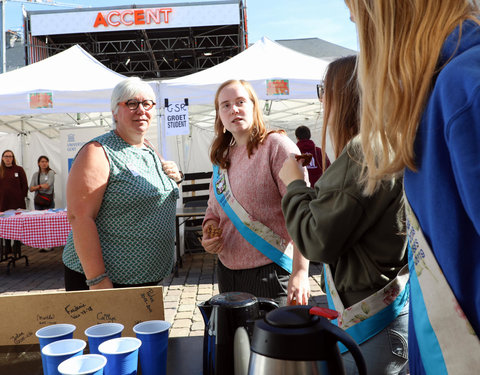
left=295, top=125, right=330, bottom=186
left=29, top=155, right=55, bottom=210
left=279, top=55, right=408, bottom=375
left=201, top=79, right=311, bottom=307
left=0, top=149, right=28, bottom=255
left=63, top=77, right=183, bottom=291
left=345, top=0, right=480, bottom=373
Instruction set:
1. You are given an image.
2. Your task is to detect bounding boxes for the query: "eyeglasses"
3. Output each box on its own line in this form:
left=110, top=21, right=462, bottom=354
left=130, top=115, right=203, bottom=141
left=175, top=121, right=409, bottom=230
left=122, top=99, right=156, bottom=111
left=316, top=83, right=324, bottom=100
left=2, top=155, right=13, bottom=158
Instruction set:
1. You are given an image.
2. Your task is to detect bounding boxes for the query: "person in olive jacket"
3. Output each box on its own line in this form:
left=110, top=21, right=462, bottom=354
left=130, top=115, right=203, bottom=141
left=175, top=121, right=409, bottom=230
left=279, top=56, right=408, bottom=375
left=0, top=150, right=28, bottom=254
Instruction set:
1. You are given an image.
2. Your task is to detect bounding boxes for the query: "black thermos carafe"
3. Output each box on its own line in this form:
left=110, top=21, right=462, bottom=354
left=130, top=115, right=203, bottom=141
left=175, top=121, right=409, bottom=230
left=198, top=292, right=278, bottom=375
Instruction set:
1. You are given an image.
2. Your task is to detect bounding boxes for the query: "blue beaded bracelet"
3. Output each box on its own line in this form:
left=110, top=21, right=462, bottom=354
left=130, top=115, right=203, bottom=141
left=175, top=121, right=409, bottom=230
left=85, top=272, right=108, bottom=286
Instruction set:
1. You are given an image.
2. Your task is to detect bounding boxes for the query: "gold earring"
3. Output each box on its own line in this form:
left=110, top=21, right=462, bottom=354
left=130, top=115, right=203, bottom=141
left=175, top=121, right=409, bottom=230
left=223, top=127, right=226, bottom=134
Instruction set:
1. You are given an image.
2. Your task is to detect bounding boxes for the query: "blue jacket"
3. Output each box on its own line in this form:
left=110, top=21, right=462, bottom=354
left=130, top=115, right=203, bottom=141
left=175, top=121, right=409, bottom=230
left=404, top=20, right=480, bottom=374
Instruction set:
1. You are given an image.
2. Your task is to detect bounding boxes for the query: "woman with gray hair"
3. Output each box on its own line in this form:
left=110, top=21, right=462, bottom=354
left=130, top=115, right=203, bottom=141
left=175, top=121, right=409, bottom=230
left=63, top=77, right=183, bottom=291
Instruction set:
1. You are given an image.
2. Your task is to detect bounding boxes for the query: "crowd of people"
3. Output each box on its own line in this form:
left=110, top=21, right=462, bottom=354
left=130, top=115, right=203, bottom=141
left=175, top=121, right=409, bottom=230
left=1, top=0, right=479, bottom=373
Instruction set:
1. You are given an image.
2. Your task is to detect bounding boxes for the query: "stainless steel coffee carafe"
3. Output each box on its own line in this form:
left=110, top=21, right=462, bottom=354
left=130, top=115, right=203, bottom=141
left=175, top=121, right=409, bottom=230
left=248, top=305, right=367, bottom=375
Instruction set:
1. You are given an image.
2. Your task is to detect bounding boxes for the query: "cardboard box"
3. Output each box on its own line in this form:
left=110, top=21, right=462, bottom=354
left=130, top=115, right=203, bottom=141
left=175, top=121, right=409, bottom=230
left=0, top=286, right=164, bottom=346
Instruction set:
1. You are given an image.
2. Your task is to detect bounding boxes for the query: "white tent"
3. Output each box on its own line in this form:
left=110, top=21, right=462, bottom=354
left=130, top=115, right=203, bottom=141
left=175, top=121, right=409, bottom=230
left=0, top=45, right=129, bottom=208
left=157, top=37, right=331, bottom=173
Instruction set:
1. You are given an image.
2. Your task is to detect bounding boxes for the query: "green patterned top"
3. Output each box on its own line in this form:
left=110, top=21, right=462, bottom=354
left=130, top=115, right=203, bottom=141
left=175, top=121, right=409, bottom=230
left=63, top=131, right=179, bottom=284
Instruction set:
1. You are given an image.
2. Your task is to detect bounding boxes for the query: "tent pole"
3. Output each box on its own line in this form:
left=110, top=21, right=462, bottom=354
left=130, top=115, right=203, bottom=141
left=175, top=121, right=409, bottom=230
left=155, top=81, right=167, bottom=158
left=20, top=119, right=26, bottom=165
left=0, top=0, right=5, bottom=73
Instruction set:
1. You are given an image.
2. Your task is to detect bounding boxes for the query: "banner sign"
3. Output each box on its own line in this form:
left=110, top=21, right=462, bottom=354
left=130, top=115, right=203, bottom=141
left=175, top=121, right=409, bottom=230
left=266, top=79, right=290, bottom=96
left=30, top=3, right=240, bottom=36
left=165, top=101, right=190, bottom=136
left=29, top=92, right=53, bottom=109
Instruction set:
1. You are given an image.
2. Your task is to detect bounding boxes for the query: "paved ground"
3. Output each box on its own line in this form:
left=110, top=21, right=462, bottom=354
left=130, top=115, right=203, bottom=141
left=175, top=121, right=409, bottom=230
left=0, top=245, right=327, bottom=338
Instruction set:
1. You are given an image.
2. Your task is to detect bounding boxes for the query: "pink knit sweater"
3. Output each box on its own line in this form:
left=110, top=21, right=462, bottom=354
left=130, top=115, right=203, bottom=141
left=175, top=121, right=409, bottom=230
left=204, top=132, right=308, bottom=270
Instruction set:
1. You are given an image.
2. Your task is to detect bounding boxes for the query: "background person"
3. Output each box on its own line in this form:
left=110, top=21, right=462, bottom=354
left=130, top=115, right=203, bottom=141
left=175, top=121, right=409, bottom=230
left=279, top=55, right=408, bottom=375
left=0, top=150, right=28, bottom=256
left=201, top=79, right=310, bottom=307
left=29, top=155, right=55, bottom=210
left=295, top=125, right=330, bottom=186
left=63, top=77, right=183, bottom=291
left=345, top=0, right=480, bottom=373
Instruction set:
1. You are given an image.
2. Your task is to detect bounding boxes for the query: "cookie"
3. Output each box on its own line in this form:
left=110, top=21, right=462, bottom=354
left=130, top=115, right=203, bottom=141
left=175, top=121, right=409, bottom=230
left=295, top=153, right=313, bottom=166
left=207, top=224, right=223, bottom=238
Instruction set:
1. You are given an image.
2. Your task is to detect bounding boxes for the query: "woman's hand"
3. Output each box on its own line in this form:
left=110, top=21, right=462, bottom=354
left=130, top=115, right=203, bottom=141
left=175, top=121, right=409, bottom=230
left=287, top=246, right=311, bottom=305
left=287, top=268, right=311, bottom=305
left=162, top=160, right=183, bottom=183
left=279, top=154, right=306, bottom=187
left=201, top=220, right=223, bottom=254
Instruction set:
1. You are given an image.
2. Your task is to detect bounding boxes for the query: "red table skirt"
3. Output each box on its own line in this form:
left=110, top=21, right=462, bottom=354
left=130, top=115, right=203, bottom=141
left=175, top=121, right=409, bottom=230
left=0, top=210, right=71, bottom=248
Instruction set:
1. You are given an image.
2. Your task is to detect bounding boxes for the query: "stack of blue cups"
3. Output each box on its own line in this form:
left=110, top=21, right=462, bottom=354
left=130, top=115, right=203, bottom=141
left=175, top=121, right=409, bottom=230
left=36, top=324, right=77, bottom=375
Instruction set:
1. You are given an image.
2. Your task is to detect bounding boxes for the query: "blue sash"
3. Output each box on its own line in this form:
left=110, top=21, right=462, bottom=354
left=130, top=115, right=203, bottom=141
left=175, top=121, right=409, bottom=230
left=405, top=196, right=480, bottom=373
left=212, top=164, right=293, bottom=273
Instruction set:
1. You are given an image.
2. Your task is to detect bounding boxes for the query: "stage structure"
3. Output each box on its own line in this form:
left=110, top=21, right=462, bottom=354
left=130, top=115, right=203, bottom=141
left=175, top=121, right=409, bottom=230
left=24, top=0, right=247, bottom=79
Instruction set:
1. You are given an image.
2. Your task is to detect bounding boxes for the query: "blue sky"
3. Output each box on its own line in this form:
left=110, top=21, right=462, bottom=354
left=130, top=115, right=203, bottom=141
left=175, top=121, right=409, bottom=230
left=3, top=0, right=358, bottom=50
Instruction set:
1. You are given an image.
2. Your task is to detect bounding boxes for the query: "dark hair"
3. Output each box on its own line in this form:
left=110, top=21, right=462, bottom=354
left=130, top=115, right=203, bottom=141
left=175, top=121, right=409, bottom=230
left=295, top=126, right=311, bottom=140
left=0, top=150, right=17, bottom=178
left=37, top=155, right=53, bottom=175
left=321, top=55, right=359, bottom=170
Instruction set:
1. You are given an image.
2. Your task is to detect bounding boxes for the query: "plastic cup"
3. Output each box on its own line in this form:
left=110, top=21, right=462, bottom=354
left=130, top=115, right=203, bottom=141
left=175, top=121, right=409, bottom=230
left=133, top=320, right=171, bottom=375
left=98, top=337, right=142, bottom=375
left=42, top=338, right=86, bottom=375
left=58, top=354, right=107, bottom=375
left=36, top=324, right=77, bottom=375
left=85, top=323, right=124, bottom=355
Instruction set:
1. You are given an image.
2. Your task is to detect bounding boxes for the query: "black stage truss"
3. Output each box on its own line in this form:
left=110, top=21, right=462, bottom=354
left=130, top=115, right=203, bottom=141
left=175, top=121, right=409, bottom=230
left=25, top=1, right=247, bottom=79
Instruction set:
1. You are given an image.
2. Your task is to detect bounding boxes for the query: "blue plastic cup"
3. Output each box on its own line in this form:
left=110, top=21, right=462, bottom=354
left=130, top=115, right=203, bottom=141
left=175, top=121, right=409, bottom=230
left=98, top=337, right=142, bottom=375
left=133, top=320, right=171, bottom=375
left=36, top=324, right=77, bottom=375
left=58, top=354, right=107, bottom=375
left=42, top=339, right=86, bottom=375
left=85, top=323, right=124, bottom=355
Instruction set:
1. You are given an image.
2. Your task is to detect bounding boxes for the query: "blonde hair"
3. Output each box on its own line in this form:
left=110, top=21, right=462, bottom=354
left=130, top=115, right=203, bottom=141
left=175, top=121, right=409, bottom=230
left=345, top=0, right=480, bottom=193
left=210, top=79, right=283, bottom=169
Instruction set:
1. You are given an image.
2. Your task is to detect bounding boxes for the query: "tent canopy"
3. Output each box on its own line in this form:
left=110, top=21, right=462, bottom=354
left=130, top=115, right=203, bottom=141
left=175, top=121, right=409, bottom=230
left=0, top=45, right=126, bottom=138
left=0, top=44, right=126, bottom=116
left=159, top=36, right=329, bottom=105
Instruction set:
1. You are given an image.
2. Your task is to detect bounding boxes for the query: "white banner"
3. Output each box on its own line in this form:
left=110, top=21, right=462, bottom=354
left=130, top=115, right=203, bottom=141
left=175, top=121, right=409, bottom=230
left=165, top=102, right=190, bottom=136
left=30, top=3, right=240, bottom=36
